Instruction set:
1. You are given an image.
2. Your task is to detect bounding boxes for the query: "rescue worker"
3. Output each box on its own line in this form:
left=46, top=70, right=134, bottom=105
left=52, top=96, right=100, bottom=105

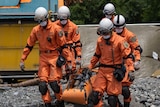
left=103, top=3, right=116, bottom=21
left=53, top=6, right=82, bottom=78
left=19, top=7, right=71, bottom=107
left=113, top=14, right=142, bottom=71
left=113, top=14, right=143, bottom=107
left=87, top=18, right=134, bottom=107
left=97, top=3, right=116, bottom=35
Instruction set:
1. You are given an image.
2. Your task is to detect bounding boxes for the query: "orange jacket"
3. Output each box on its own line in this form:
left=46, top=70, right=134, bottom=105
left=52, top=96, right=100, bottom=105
left=53, top=19, right=82, bottom=57
left=89, top=32, right=133, bottom=71
left=21, top=20, right=71, bottom=61
left=120, top=27, right=141, bottom=61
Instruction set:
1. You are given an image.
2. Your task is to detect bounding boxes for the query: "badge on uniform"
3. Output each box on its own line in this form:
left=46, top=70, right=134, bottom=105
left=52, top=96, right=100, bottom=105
left=58, top=30, right=64, bottom=37
left=130, top=36, right=137, bottom=42
left=123, top=41, right=129, bottom=48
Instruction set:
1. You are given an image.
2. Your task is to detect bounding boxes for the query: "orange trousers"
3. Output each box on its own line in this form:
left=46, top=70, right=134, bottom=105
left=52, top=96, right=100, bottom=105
left=92, top=67, right=122, bottom=107
left=38, top=52, right=63, bottom=103
left=121, top=65, right=133, bottom=103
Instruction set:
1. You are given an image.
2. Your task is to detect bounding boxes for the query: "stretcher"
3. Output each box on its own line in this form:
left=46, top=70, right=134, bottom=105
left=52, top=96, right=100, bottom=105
left=61, top=68, right=97, bottom=105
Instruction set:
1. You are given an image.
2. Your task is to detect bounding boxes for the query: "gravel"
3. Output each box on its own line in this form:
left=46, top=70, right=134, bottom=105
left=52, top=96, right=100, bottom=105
left=131, top=77, right=160, bottom=107
left=0, top=76, right=160, bottom=107
left=0, top=86, right=44, bottom=107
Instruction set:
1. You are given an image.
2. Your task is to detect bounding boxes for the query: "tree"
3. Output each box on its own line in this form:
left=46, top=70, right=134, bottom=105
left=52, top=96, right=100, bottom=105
left=111, top=0, right=143, bottom=23
left=142, top=0, right=160, bottom=22
left=68, top=0, right=160, bottom=24
left=69, top=0, right=107, bottom=24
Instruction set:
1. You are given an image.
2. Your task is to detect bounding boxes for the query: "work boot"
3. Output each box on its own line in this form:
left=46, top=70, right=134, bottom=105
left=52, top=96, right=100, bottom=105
left=56, top=100, right=65, bottom=107
left=124, top=102, right=130, bottom=107
left=45, top=103, right=52, bottom=107
left=87, top=100, right=94, bottom=107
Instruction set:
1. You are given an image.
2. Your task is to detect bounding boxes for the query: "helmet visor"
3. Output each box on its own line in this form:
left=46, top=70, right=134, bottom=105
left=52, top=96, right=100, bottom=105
left=104, top=10, right=114, bottom=15
left=34, top=15, right=48, bottom=23
left=97, top=27, right=111, bottom=35
left=58, top=14, right=68, bottom=20
left=104, top=12, right=112, bottom=15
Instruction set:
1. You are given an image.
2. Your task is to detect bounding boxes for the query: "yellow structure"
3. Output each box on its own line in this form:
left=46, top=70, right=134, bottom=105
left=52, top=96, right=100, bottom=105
left=0, top=23, right=38, bottom=71
left=0, top=0, right=64, bottom=78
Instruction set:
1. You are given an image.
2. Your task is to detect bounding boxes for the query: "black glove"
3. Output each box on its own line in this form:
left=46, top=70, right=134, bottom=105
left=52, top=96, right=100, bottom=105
left=82, top=67, right=92, bottom=77
left=56, top=55, right=66, bottom=67
left=113, top=68, right=126, bottom=82
left=128, top=71, right=135, bottom=82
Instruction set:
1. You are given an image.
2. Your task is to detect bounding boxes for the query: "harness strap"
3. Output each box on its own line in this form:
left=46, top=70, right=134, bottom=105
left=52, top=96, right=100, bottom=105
left=99, top=63, right=122, bottom=69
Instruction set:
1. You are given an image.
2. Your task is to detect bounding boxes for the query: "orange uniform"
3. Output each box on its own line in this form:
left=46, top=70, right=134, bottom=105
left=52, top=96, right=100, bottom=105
left=88, top=32, right=133, bottom=107
left=20, top=20, right=71, bottom=104
left=54, top=19, right=82, bottom=72
left=120, top=27, right=141, bottom=61
left=112, top=14, right=141, bottom=107
left=118, top=27, right=141, bottom=103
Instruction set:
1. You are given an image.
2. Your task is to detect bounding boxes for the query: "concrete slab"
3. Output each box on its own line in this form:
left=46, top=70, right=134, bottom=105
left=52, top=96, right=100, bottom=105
left=152, top=69, right=160, bottom=77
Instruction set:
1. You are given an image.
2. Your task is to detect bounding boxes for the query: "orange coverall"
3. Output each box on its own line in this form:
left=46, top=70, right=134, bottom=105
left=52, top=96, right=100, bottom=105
left=88, top=32, right=133, bottom=107
left=20, top=20, right=71, bottom=104
left=54, top=19, right=82, bottom=72
left=119, top=27, right=141, bottom=103
left=120, top=27, right=141, bottom=62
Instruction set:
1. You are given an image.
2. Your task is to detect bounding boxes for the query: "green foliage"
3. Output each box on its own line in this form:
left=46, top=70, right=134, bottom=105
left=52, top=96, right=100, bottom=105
left=111, top=0, right=143, bottom=23
left=69, top=0, right=107, bottom=24
left=142, top=0, right=160, bottom=22
left=69, top=0, right=160, bottom=24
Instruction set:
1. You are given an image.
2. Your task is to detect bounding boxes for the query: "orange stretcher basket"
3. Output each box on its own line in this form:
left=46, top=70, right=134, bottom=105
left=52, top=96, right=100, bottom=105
left=61, top=73, right=97, bottom=105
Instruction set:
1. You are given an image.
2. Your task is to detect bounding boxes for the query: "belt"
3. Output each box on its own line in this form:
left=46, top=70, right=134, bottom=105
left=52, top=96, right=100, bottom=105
left=67, top=43, right=73, bottom=48
left=99, top=63, right=122, bottom=69
left=40, top=50, right=56, bottom=54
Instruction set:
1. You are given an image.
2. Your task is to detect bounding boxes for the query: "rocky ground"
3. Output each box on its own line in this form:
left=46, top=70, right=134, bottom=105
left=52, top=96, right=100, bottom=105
left=131, top=77, right=160, bottom=107
left=0, top=56, right=160, bottom=107
left=0, top=76, right=160, bottom=107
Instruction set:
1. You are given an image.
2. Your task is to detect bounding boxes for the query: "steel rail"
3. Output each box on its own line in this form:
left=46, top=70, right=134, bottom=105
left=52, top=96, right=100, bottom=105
left=0, top=75, right=37, bottom=79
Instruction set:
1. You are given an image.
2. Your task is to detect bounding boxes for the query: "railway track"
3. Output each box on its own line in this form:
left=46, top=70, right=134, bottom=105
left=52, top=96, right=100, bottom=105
left=0, top=70, right=37, bottom=83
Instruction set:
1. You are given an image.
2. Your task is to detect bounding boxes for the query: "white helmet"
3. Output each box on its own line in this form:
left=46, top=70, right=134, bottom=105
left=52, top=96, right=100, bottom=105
left=98, top=18, right=113, bottom=35
left=34, top=7, right=48, bottom=22
left=58, top=6, right=70, bottom=19
left=103, top=3, right=115, bottom=15
left=113, top=15, right=126, bottom=28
